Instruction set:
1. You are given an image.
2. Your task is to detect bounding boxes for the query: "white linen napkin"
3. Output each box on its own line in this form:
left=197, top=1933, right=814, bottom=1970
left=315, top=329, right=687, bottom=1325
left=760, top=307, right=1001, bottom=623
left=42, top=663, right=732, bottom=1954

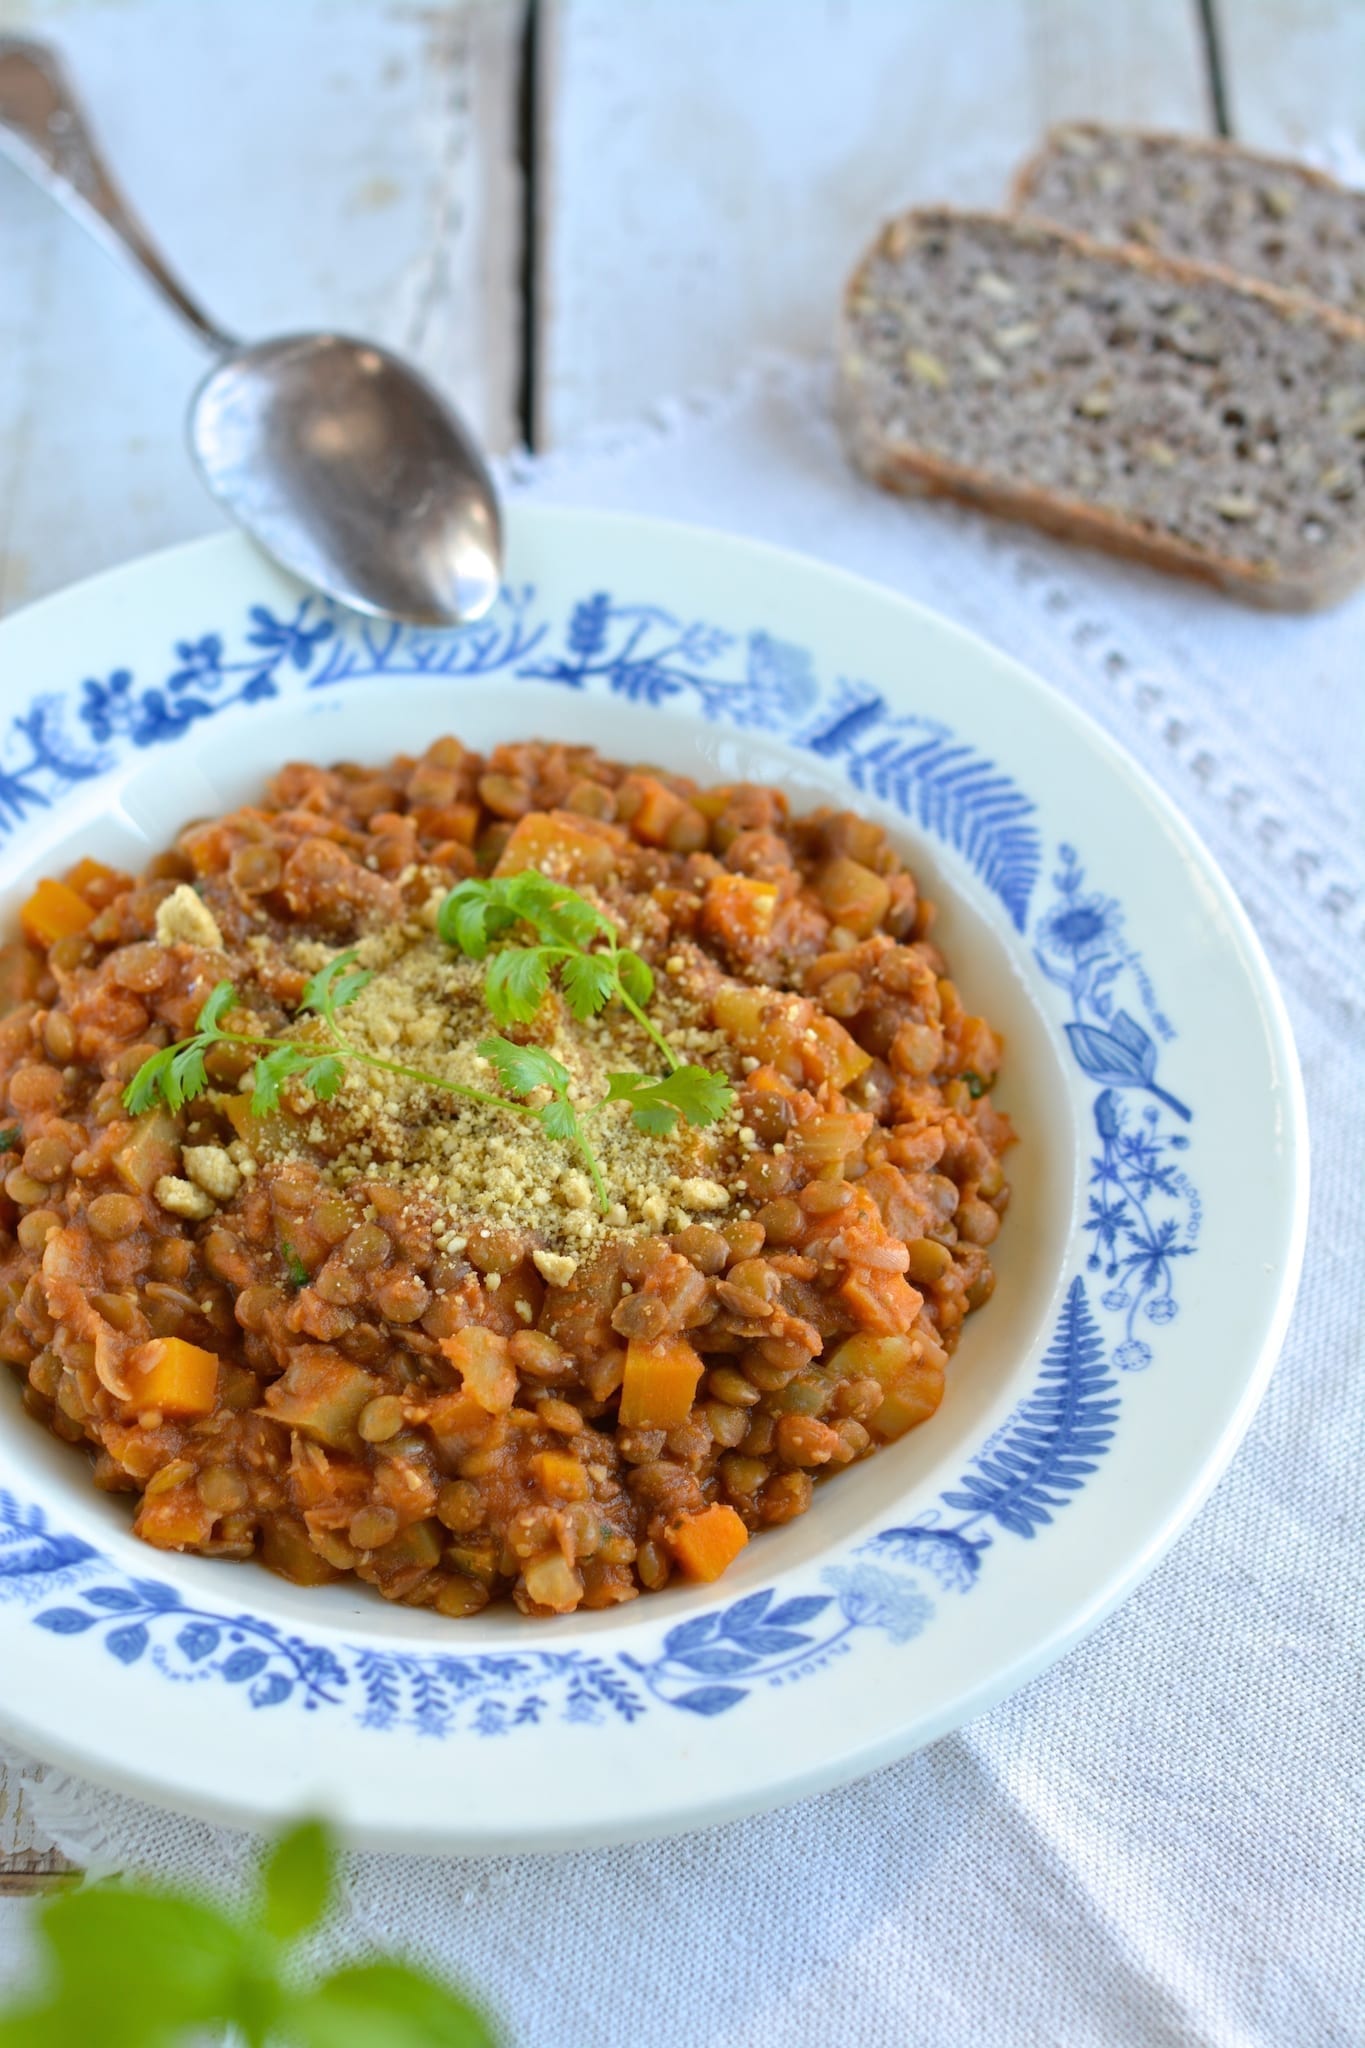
left=2, top=358, right=1361, bottom=2048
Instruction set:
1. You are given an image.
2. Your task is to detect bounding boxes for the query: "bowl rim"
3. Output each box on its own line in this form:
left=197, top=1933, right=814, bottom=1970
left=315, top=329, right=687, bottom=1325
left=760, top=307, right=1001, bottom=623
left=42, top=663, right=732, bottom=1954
left=0, top=512, right=1309, bottom=1851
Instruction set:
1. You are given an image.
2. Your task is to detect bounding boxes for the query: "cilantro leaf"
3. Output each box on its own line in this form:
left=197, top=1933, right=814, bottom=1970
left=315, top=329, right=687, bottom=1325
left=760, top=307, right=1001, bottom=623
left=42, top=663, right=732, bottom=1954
left=298, top=950, right=372, bottom=1027
left=605, top=1065, right=735, bottom=1134
left=436, top=879, right=520, bottom=958
left=537, top=1098, right=580, bottom=1143
left=485, top=946, right=553, bottom=1027
left=123, top=1047, right=176, bottom=1117
left=173, top=1041, right=215, bottom=1110
left=195, top=981, right=238, bottom=1035
left=962, top=1069, right=986, bottom=1098
left=445, top=871, right=613, bottom=957
left=477, top=1035, right=571, bottom=1099
left=297, top=1053, right=346, bottom=1101
left=258, top=1817, right=331, bottom=1941
left=0, top=1127, right=19, bottom=1153
left=559, top=951, right=617, bottom=1020
left=616, top=949, right=655, bottom=1007
left=250, top=1043, right=306, bottom=1117
left=519, top=890, right=611, bottom=954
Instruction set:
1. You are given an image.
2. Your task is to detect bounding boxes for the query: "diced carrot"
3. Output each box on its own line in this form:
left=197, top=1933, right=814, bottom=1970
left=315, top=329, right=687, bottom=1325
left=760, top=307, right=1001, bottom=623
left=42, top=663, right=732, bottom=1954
left=665, top=1503, right=749, bottom=1582
left=494, top=809, right=623, bottom=885
left=264, top=1355, right=379, bottom=1449
left=125, top=1337, right=220, bottom=1419
left=62, top=857, right=125, bottom=903
left=113, top=1111, right=182, bottom=1192
left=413, top=801, right=480, bottom=847
left=440, top=1327, right=517, bottom=1413
left=689, top=785, right=733, bottom=822
left=838, top=1265, right=923, bottom=1336
left=134, top=1486, right=215, bottom=1550
left=867, top=1351, right=946, bottom=1441
left=424, top=1388, right=503, bottom=1460
left=619, top=1333, right=704, bottom=1429
left=531, top=1449, right=590, bottom=1501
left=617, top=775, right=699, bottom=848
left=20, top=879, right=95, bottom=949
left=62, top=851, right=116, bottom=892
left=701, top=874, right=779, bottom=947
left=814, top=856, right=891, bottom=938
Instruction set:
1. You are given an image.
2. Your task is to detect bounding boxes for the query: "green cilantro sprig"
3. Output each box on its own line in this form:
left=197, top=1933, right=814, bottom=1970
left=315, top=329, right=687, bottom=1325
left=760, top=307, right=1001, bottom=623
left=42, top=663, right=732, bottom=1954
left=602, top=1066, right=736, bottom=1136
left=0, top=1817, right=494, bottom=2048
left=124, top=954, right=536, bottom=1127
left=477, top=1035, right=608, bottom=1214
left=122, top=868, right=738, bottom=1219
left=438, top=871, right=680, bottom=1075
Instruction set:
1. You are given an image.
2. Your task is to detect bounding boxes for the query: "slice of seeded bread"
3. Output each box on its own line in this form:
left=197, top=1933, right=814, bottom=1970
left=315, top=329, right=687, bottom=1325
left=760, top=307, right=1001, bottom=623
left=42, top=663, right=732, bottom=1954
left=1014, top=123, right=1365, bottom=319
left=838, top=209, right=1365, bottom=609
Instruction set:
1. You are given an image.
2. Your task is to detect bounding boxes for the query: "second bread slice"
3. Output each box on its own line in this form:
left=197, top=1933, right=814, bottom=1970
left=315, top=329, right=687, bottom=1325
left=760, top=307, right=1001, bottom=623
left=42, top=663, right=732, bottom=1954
left=1013, top=123, right=1365, bottom=318
left=839, top=209, right=1365, bottom=608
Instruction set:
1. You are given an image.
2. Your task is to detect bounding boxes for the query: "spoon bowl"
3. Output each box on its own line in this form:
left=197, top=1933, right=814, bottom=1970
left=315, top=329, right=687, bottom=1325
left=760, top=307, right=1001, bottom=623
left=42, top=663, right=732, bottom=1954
left=191, top=334, right=503, bottom=628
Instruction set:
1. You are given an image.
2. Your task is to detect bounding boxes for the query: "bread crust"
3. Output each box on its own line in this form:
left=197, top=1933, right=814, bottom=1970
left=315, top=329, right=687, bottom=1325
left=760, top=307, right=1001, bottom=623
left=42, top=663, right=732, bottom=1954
left=839, top=207, right=1365, bottom=611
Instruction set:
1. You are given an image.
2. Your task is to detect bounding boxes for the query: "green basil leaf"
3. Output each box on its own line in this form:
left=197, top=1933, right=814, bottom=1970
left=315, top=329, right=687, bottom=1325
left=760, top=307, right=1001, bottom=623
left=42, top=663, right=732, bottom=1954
left=282, top=1961, right=495, bottom=2048
left=257, top=1818, right=332, bottom=1941
left=37, top=1885, right=244, bottom=2031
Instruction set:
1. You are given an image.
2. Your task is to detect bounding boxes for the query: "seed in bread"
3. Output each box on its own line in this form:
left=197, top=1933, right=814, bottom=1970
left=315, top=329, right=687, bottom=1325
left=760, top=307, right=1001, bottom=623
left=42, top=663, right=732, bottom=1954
left=1014, top=124, right=1365, bottom=319
left=839, top=208, right=1365, bottom=610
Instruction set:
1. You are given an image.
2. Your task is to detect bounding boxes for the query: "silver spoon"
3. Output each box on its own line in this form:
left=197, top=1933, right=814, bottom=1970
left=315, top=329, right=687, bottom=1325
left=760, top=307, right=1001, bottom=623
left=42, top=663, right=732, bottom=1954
left=0, top=37, right=503, bottom=627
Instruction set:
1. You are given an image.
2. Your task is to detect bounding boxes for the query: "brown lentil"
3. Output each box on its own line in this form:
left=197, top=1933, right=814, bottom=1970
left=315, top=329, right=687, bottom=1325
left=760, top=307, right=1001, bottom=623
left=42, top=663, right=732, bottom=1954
left=0, top=737, right=1012, bottom=1620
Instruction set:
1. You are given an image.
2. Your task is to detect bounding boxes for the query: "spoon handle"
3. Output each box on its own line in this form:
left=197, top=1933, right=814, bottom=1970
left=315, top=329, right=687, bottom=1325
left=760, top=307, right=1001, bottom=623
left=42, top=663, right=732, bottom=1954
left=0, top=36, right=237, bottom=354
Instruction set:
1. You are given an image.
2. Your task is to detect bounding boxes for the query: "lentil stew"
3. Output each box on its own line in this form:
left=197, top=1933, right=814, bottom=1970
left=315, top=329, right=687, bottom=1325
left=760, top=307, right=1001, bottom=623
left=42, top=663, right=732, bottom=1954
left=0, top=737, right=1014, bottom=1618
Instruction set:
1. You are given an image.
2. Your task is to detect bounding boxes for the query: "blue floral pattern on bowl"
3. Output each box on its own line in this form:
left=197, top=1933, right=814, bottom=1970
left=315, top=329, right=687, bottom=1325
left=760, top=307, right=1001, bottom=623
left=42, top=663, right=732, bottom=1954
left=0, top=581, right=1198, bottom=1735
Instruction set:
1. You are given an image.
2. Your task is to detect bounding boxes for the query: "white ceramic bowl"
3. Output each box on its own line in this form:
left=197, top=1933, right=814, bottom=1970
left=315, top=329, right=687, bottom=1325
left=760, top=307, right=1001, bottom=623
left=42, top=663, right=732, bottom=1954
left=0, top=512, right=1307, bottom=1851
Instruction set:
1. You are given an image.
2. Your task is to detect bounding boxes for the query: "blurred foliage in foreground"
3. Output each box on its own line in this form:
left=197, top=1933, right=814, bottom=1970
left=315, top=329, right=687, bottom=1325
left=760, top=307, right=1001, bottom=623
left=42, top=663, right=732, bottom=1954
left=0, top=1817, right=496, bottom=2047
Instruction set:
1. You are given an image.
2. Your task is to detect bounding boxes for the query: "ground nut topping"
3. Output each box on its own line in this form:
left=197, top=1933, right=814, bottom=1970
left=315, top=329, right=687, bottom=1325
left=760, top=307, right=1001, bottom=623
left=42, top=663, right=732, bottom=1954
left=0, top=736, right=1013, bottom=1619
left=153, top=883, right=223, bottom=953
left=181, top=1144, right=242, bottom=1202
left=153, top=1175, right=217, bottom=1221
left=241, top=934, right=743, bottom=1252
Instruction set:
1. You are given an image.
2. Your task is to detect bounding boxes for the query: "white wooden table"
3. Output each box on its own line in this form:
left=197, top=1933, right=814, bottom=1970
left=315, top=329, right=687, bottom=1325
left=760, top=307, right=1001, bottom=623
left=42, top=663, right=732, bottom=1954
left=0, top=0, right=1358, bottom=1892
